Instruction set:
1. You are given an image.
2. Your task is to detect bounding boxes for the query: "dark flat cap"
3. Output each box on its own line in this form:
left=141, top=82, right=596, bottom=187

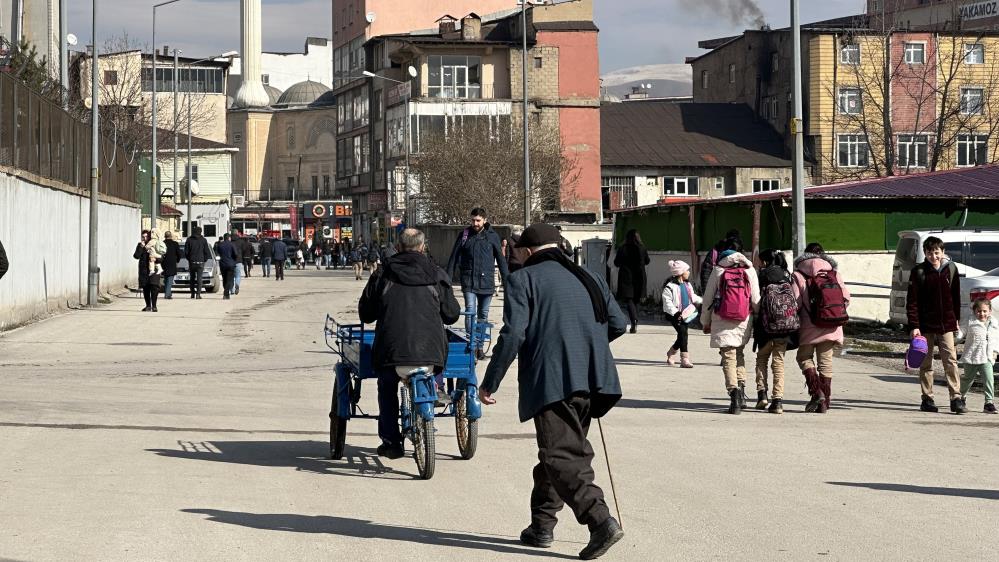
left=516, top=223, right=561, bottom=248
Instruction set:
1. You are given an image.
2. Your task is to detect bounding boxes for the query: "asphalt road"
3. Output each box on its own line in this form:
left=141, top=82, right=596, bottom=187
left=1, top=268, right=997, bottom=561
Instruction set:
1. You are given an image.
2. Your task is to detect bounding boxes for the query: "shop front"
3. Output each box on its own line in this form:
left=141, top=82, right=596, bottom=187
left=302, top=200, right=353, bottom=244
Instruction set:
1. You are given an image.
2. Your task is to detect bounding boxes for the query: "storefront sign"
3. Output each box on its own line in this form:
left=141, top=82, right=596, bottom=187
left=386, top=82, right=412, bottom=107
left=368, top=191, right=388, bottom=211
left=961, top=1, right=999, bottom=21
left=303, top=201, right=352, bottom=219
left=289, top=204, right=299, bottom=235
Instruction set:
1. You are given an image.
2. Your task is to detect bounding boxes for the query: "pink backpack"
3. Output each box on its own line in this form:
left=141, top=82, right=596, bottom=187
left=716, top=267, right=751, bottom=322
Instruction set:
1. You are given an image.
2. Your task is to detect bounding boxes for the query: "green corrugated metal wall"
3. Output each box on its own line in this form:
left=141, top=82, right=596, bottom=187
left=615, top=199, right=999, bottom=252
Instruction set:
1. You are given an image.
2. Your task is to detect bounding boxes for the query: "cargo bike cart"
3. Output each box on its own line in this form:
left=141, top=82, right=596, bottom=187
left=324, top=314, right=491, bottom=479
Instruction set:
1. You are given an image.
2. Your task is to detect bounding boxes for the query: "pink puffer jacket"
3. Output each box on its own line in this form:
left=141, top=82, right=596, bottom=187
left=791, top=253, right=850, bottom=346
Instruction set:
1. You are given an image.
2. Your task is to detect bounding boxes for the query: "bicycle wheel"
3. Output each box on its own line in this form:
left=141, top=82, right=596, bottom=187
left=455, top=391, right=478, bottom=460
left=329, top=379, right=348, bottom=460
left=412, top=414, right=436, bottom=480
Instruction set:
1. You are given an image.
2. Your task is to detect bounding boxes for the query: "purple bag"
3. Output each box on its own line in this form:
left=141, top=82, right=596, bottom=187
left=905, top=336, right=928, bottom=371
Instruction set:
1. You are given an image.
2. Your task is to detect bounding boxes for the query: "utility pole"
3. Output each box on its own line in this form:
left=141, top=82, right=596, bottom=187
left=60, top=0, right=68, bottom=109
left=791, top=0, right=806, bottom=256
left=151, top=15, right=158, bottom=229
left=173, top=48, right=180, bottom=214
left=87, top=0, right=100, bottom=306
left=187, top=84, right=193, bottom=237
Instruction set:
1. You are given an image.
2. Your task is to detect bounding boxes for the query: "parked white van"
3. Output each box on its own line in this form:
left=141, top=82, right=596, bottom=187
left=889, top=228, right=999, bottom=326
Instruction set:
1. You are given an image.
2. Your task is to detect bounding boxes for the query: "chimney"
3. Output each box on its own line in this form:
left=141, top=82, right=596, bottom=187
left=162, top=45, right=169, bottom=56
left=462, top=13, right=482, bottom=41
left=437, top=15, right=457, bottom=34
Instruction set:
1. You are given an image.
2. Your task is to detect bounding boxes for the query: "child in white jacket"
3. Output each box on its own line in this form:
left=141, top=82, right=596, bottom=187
left=662, top=260, right=702, bottom=368
left=959, top=298, right=999, bottom=414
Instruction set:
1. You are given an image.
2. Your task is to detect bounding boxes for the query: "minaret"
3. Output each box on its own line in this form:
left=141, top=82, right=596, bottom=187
left=232, top=0, right=269, bottom=108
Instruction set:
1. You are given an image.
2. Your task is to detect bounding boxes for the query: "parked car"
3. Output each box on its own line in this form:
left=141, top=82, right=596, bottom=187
left=173, top=241, right=221, bottom=294
left=889, top=228, right=999, bottom=326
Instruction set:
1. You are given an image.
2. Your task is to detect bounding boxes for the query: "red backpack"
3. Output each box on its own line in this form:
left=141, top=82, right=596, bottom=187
left=715, top=267, right=752, bottom=322
left=801, top=269, right=849, bottom=327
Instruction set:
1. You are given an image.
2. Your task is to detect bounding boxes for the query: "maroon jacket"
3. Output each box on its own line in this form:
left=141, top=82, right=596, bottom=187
left=906, top=260, right=961, bottom=333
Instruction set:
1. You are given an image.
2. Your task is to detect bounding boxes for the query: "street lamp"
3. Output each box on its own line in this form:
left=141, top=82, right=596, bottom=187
left=87, top=0, right=99, bottom=306
left=182, top=50, right=238, bottom=237
left=151, top=0, right=182, bottom=230
left=518, top=0, right=579, bottom=227
left=362, top=66, right=418, bottom=229
left=790, top=0, right=806, bottom=256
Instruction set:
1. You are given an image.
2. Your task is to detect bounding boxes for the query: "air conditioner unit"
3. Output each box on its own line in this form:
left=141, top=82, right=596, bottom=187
left=232, top=195, right=245, bottom=207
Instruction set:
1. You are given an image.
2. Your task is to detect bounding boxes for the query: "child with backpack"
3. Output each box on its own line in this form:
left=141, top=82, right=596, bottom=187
left=701, top=239, right=761, bottom=415
left=959, top=298, right=999, bottom=414
left=906, top=236, right=964, bottom=414
left=792, top=243, right=850, bottom=414
left=662, top=260, right=702, bottom=368
left=753, top=249, right=799, bottom=414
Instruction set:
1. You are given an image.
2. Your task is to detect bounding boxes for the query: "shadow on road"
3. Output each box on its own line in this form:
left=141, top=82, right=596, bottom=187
left=870, top=374, right=916, bottom=384
left=615, top=358, right=666, bottom=367
left=181, top=508, right=578, bottom=558
left=828, top=482, right=999, bottom=500
left=616, top=398, right=725, bottom=413
left=148, top=439, right=425, bottom=480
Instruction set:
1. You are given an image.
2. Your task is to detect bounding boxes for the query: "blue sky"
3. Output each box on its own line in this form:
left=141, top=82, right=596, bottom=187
left=68, top=0, right=862, bottom=73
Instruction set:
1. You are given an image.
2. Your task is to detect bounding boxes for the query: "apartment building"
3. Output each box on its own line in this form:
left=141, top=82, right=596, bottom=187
left=870, top=0, right=999, bottom=30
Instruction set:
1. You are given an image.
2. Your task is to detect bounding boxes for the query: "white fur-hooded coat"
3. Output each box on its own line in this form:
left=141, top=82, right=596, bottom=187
left=700, top=252, right=761, bottom=349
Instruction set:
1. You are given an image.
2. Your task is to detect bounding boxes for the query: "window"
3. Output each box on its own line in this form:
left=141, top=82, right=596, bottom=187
left=323, top=175, right=331, bottom=197
left=838, top=87, right=862, bottom=114
left=287, top=176, right=296, bottom=197
left=961, top=87, right=985, bottom=115
left=701, top=70, right=709, bottom=90
left=427, top=55, right=482, bottom=98
left=601, top=176, right=636, bottom=208
left=838, top=134, right=870, bottom=167
left=311, top=175, right=319, bottom=198
left=771, top=52, right=779, bottom=74
left=534, top=57, right=543, bottom=69
left=203, top=224, right=217, bottom=238
left=770, top=97, right=779, bottom=121
left=841, top=43, right=860, bottom=65
left=663, top=176, right=699, bottom=197
left=965, top=43, right=985, bottom=65
left=904, top=42, right=925, bottom=64
left=897, top=134, right=928, bottom=168
left=186, top=164, right=199, bottom=181
left=752, top=179, right=780, bottom=192
left=714, top=177, right=724, bottom=190
left=957, top=134, right=989, bottom=167
left=103, top=70, right=118, bottom=85
left=729, top=64, right=736, bottom=83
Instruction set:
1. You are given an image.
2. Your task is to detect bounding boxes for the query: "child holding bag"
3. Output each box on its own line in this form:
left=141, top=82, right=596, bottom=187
left=959, top=298, right=999, bottom=414
left=662, top=260, right=702, bottom=368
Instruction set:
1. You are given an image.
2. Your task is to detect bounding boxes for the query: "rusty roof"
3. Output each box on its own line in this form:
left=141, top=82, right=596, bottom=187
left=601, top=101, right=792, bottom=169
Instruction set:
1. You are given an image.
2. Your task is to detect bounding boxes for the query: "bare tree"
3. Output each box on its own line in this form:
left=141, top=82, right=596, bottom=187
left=412, top=119, right=580, bottom=225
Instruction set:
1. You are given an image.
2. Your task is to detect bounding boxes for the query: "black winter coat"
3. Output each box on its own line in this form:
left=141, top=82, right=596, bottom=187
left=217, top=241, right=238, bottom=269
left=0, top=239, right=8, bottom=281
left=272, top=240, right=288, bottom=261
left=907, top=260, right=962, bottom=334
left=185, top=234, right=212, bottom=264
left=614, top=242, right=650, bottom=300
left=161, top=239, right=183, bottom=277
left=260, top=240, right=273, bottom=259
left=358, top=251, right=461, bottom=370
left=133, top=243, right=152, bottom=286
left=239, top=239, right=254, bottom=261
left=446, top=224, right=509, bottom=294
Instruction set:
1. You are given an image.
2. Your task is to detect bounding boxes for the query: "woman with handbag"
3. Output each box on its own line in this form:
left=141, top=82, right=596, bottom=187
left=662, top=260, right=701, bottom=368
left=133, top=229, right=161, bottom=312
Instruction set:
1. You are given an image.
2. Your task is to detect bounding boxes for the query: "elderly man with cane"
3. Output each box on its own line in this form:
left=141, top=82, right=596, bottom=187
left=481, top=223, right=627, bottom=560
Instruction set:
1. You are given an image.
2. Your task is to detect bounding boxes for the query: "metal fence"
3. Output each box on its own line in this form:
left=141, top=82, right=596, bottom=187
left=0, top=70, right=138, bottom=203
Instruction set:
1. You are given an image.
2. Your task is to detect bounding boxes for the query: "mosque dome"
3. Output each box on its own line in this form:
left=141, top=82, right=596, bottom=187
left=274, top=80, right=331, bottom=108
left=263, top=84, right=283, bottom=106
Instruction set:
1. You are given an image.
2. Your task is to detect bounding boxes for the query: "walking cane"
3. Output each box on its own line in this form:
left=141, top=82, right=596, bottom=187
left=595, top=418, right=623, bottom=530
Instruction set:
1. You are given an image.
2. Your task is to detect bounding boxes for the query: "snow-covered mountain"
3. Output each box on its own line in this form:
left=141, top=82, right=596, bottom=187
left=600, top=64, right=693, bottom=99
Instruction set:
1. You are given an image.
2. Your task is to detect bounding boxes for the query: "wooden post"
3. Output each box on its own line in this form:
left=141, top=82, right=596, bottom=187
left=752, top=202, right=762, bottom=268
left=688, top=205, right=698, bottom=272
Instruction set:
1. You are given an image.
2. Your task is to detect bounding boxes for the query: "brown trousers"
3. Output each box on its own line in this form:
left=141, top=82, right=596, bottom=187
left=919, top=332, right=961, bottom=399
left=720, top=346, right=748, bottom=391
left=756, top=339, right=788, bottom=398
left=796, top=341, right=836, bottom=379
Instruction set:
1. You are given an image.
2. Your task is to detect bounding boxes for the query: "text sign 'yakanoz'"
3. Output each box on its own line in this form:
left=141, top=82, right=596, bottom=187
left=961, top=1, right=999, bottom=21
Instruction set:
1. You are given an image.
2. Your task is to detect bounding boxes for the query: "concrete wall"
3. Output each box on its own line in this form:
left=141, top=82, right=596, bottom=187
left=0, top=170, right=141, bottom=331
left=612, top=248, right=893, bottom=323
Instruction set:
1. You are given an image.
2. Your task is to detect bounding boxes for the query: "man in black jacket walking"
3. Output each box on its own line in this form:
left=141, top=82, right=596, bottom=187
left=446, top=207, right=509, bottom=360
left=217, top=234, right=238, bottom=299
left=482, top=223, right=627, bottom=560
left=161, top=231, right=183, bottom=299
left=185, top=227, right=212, bottom=299
left=359, top=228, right=461, bottom=459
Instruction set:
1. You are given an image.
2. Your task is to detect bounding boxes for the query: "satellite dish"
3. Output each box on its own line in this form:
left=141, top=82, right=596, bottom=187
left=407, top=65, right=418, bottom=78
left=67, top=33, right=78, bottom=46
left=181, top=178, right=200, bottom=196
left=366, top=11, right=376, bottom=23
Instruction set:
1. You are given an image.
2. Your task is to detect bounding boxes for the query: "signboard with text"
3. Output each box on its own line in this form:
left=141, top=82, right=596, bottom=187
left=303, top=201, right=353, bottom=220
left=961, top=1, right=999, bottom=21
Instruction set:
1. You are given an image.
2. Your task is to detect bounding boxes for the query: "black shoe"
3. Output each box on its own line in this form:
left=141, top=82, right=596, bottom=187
left=768, top=398, right=783, bottom=414
left=223, top=295, right=230, bottom=300
left=985, top=403, right=997, bottom=414
left=727, top=388, right=741, bottom=415
left=579, top=517, right=624, bottom=560
left=141, top=307, right=151, bottom=312
left=152, top=307, right=158, bottom=312
left=738, top=382, right=748, bottom=409
left=475, top=349, right=487, bottom=361
left=755, top=389, right=768, bottom=410
left=520, top=526, right=553, bottom=549
left=190, top=295, right=196, bottom=299
left=629, top=326, right=637, bottom=334
left=951, top=398, right=967, bottom=414
left=805, top=394, right=824, bottom=413
left=376, top=443, right=404, bottom=459
left=920, top=397, right=939, bottom=412
left=196, top=295, right=202, bottom=299
left=234, top=287, right=240, bottom=295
